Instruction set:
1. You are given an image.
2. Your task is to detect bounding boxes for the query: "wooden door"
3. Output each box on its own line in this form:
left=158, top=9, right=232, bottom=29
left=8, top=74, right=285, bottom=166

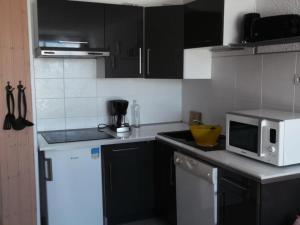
left=0, top=0, right=36, bottom=224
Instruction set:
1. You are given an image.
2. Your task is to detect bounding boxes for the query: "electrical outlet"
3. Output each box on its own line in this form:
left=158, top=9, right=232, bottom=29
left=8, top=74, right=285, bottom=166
left=294, top=75, right=300, bottom=86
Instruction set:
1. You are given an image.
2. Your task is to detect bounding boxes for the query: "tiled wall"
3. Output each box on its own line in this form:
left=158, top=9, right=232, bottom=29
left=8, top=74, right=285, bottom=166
left=182, top=52, right=300, bottom=130
left=182, top=0, right=300, bottom=131
left=34, top=58, right=182, bottom=131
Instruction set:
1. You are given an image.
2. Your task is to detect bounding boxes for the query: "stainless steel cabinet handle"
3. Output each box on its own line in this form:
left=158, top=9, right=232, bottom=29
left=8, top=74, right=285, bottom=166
left=139, top=47, right=142, bottom=75
left=58, top=41, right=88, bottom=44
left=112, top=147, right=138, bottom=152
left=45, top=158, right=53, bottom=181
left=170, top=156, right=174, bottom=186
left=109, top=164, right=113, bottom=192
left=147, top=48, right=151, bottom=75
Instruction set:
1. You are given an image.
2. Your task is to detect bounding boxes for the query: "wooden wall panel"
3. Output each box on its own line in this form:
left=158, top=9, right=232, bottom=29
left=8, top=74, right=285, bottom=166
left=0, top=0, right=36, bottom=224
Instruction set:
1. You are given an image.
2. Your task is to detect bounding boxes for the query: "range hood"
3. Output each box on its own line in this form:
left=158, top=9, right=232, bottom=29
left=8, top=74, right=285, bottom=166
left=36, top=47, right=110, bottom=58
left=36, top=0, right=109, bottom=58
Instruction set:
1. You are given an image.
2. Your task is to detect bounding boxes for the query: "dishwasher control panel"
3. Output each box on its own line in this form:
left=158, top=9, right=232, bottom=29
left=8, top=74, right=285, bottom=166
left=174, top=152, right=218, bottom=184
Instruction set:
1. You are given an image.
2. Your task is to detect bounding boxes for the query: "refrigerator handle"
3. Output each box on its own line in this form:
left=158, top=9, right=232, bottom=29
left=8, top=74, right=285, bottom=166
left=45, top=158, right=53, bottom=181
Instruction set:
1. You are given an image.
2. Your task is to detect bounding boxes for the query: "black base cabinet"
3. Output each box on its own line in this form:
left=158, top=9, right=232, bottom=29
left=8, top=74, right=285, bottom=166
left=219, top=168, right=300, bottom=225
left=102, top=142, right=156, bottom=225
left=155, top=141, right=177, bottom=225
left=102, top=140, right=178, bottom=225
left=218, top=169, right=260, bottom=225
left=102, top=140, right=300, bottom=225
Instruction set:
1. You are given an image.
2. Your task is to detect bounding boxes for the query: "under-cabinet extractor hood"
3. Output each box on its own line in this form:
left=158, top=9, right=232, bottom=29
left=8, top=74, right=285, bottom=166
left=36, top=0, right=110, bottom=58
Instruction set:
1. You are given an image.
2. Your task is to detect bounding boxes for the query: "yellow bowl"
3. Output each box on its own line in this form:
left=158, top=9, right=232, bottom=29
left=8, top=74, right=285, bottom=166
left=190, top=125, right=222, bottom=147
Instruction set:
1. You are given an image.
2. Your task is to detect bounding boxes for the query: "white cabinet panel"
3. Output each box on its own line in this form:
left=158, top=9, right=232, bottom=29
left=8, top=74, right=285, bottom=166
left=184, top=48, right=212, bottom=79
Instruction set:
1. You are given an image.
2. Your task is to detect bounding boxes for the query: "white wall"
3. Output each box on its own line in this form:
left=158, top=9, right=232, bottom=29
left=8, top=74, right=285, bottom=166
left=182, top=52, right=300, bottom=130
left=34, top=58, right=182, bottom=131
left=257, top=0, right=300, bottom=16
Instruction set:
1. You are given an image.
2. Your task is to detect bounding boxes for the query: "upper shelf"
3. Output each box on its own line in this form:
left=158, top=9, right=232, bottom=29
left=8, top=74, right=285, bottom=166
left=212, top=36, right=300, bottom=55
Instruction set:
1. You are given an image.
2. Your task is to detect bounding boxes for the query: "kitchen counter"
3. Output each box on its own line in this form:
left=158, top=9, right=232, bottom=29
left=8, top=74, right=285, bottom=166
left=157, top=134, right=300, bottom=184
left=38, top=122, right=189, bottom=151
left=38, top=122, right=300, bottom=184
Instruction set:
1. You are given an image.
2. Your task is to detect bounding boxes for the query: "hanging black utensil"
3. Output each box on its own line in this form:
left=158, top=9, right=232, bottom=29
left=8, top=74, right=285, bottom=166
left=3, top=82, right=16, bottom=130
left=14, top=82, right=26, bottom=131
left=21, top=85, right=34, bottom=127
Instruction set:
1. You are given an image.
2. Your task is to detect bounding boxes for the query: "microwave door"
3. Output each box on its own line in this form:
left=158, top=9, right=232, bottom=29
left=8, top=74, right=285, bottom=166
left=229, top=121, right=259, bottom=154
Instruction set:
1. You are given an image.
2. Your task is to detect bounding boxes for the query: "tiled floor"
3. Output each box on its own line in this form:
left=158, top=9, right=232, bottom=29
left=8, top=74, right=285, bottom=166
left=120, top=218, right=168, bottom=225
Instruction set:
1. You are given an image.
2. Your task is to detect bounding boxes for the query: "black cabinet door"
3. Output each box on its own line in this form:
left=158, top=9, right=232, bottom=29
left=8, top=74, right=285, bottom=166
left=102, top=142, right=155, bottom=225
left=218, top=169, right=260, bottom=225
left=145, top=6, right=184, bottom=79
left=184, top=0, right=224, bottom=48
left=105, top=5, right=143, bottom=78
left=155, top=141, right=177, bottom=225
left=37, top=0, right=105, bottom=50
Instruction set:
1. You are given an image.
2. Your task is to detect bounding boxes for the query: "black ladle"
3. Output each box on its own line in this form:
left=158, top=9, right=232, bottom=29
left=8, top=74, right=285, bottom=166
left=3, top=82, right=16, bottom=130
left=14, top=82, right=27, bottom=130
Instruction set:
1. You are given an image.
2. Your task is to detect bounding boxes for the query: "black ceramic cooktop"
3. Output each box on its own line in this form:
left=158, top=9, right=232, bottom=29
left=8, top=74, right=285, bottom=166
left=158, top=130, right=225, bottom=152
left=40, top=128, right=115, bottom=144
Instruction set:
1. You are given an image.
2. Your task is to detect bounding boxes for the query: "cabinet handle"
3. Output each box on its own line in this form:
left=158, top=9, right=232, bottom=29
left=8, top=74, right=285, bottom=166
left=109, top=164, right=113, bottom=192
left=112, top=147, right=138, bottom=152
left=58, top=40, right=88, bottom=44
left=147, top=48, right=151, bottom=75
left=45, top=158, right=53, bottom=181
left=139, top=47, right=142, bottom=75
left=220, top=177, right=248, bottom=191
left=111, top=56, right=116, bottom=69
left=170, top=156, right=174, bottom=186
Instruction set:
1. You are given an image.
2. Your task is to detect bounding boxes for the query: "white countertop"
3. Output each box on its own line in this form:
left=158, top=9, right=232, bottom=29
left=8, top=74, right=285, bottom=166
left=156, top=135, right=300, bottom=184
left=38, top=121, right=300, bottom=183
left=38, top=122, right=189, bottom=151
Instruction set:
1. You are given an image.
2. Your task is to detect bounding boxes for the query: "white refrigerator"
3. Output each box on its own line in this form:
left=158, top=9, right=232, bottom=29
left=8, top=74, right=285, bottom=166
left=44, top=147, right=103, bottom=225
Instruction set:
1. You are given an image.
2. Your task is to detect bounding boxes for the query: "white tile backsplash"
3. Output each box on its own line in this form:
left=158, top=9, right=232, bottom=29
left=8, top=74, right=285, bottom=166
left=65, top=79, right=97, bottom=98
left=37, top=118, right=66, bottom=131
left=183, top=52, right=299, bottom=129
left=65, top=98, right=98, bottom=118
left=64, top=59, right=97, bottom=78
left=36, top=99, right=65, bottom=119
left=261, top=53, right=296, bottom=111
left=235, top=55, right=262, bottom=110
left=34, top=58, right=64, bottom=78
left=35, top=79, right=65, bottom=99
left=34, top=58, right=182, bottom=131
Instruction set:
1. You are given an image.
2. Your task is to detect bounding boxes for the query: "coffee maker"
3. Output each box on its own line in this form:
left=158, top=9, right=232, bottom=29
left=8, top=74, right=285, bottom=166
left=108, top=100, right=130, bottom=133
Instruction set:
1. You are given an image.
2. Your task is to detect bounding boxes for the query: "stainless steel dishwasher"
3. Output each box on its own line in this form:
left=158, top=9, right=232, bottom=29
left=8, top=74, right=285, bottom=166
left=174, top=152, right=218, bottom=225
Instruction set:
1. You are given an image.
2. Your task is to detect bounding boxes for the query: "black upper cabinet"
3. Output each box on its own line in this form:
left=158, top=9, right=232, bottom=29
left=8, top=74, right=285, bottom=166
left=105, top=5, right=143, bottom=78
left=145, top=6, right=184, bottom=79
left=102, top=142, right=156, bottom=225
left=184, top=0, right=224, bottom=48
left=37, top=0, right=105, bottom=50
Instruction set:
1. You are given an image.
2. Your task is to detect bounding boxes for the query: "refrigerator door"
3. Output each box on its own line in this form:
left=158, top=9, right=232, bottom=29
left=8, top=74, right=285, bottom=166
left=45, top=147, right=103, bottom=225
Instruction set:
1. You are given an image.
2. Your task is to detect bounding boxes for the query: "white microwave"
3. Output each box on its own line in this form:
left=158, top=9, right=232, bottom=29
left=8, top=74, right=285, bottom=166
left=226, top=109, right=300, bottom=166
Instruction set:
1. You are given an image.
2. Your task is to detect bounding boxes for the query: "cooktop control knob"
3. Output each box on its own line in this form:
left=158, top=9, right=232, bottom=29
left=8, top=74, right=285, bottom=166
left=268, top=146, right=276, bottom=153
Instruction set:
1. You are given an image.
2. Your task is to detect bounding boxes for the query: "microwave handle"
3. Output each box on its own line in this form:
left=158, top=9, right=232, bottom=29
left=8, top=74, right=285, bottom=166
left=258, top=119, right=266, bottom=157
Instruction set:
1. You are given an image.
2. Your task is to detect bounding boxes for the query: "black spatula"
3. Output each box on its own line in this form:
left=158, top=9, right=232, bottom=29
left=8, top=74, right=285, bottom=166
left=21, top=85, right=34, bottom=127
left=3, top=82, right=16, bottom=130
